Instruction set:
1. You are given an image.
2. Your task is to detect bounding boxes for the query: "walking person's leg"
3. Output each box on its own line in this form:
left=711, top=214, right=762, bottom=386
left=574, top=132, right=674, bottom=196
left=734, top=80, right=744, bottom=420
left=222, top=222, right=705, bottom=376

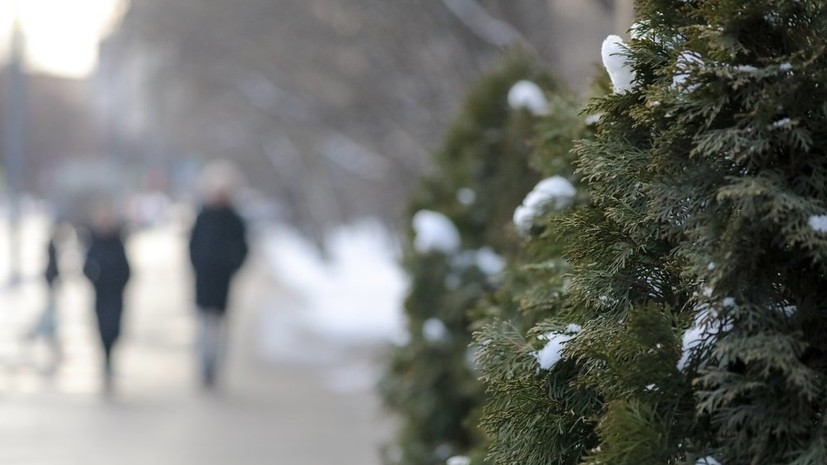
left=96, top=299, right=122, bottom=395
left=198, top=308, right=223, bottom=388
left=43, top=287, right=62, bottom=373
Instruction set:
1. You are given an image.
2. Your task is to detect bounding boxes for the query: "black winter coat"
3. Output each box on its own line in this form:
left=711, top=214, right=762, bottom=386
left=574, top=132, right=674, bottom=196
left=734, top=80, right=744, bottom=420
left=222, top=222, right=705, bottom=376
left=45, top=239, right=59, bottom=286
left=83, top=231, right=131, bottom=348
left=189, top=205, right=248, bottom=312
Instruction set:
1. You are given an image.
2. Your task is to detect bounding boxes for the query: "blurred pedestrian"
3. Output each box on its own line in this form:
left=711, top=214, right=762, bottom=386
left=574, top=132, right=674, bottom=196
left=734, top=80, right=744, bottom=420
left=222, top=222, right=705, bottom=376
left=83, top=208, right=131, bottom=394
left=25, top=224, right=64, bottom=372
left=189, top=161, right=248, bottom=389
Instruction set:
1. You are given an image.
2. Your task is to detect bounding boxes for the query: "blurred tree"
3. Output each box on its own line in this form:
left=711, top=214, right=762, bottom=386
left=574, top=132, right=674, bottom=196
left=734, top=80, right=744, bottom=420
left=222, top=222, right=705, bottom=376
left=473, top=78, right=603, bottom=465
left=378, top=53, right=556, bottom=465
left=96, top=1, right=555, bottom=234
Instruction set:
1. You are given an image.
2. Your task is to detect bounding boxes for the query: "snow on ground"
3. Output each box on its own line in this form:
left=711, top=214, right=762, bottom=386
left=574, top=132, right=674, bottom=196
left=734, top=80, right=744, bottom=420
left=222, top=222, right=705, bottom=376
left=3, top=205, right=407, bottom=394
left=260, top=220, right=407, bottom=348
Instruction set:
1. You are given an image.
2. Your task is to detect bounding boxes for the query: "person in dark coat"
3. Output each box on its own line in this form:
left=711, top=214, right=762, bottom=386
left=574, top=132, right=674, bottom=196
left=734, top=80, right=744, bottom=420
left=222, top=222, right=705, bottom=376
left=83, top=210, right=131, bottom=393
left=189, top=184, right=248, bottom=388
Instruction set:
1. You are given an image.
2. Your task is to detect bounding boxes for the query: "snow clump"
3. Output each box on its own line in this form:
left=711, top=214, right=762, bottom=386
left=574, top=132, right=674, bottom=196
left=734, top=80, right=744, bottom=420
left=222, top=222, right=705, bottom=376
left=584, top=114, right=602, bottom=125
left=473, top=247, right=505, bottom=275
left=446, top=456, right=471, bottom=465
left=535, top=324, right=582, bottom=370
left=808, top=215, right=827, bottom=233
left=513, top=176, right=576, bottom=235
left=423, top=318, right=449, bottom=342
left=772, top=118, right=792, bottom=129
left=507, top=80, right=549, bottom=115
left=678, top=304, right=732, bottom=371
left=456, top=187, right=476, bottom=205
left=672, top=51, right=704, bottom=91
left=602, top=35, right=636, bottom=93
left=413, top=210, right=461, bottom=253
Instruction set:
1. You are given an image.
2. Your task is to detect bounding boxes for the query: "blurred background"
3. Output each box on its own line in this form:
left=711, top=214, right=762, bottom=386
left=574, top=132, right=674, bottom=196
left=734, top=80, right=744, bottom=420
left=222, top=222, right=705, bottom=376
left=0, top=1, right=630, bottom=464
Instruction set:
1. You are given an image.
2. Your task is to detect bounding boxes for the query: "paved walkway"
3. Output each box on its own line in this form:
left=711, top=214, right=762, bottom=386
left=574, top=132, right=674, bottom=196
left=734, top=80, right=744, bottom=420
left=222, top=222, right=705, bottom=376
left=0, top=221, right=391, bottom=465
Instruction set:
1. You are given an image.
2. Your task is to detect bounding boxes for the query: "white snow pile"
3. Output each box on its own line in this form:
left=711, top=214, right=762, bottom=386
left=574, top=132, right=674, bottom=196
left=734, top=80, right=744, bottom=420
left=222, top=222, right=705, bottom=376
left=507, top=80, right=549, bottom=116
left=602, top=35, right=637, bottom=94
left=261, top=220, right=407, bottom=346
left=808, top=215, right=827, bottom=233
left=677, top=300, right=732, bottom=371
left=535, top=324, right=582, bottom=370
left=696, top=457, right=722, bottom=465
left=413, top=210, right=461, bottom=254
left=513, top=176, right=576, bottom=235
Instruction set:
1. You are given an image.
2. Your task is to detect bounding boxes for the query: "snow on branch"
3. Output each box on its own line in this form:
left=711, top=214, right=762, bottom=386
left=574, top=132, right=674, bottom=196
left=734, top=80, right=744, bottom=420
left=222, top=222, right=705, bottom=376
left=508, top=80, right=549, bottom=116
left=601, top=35, right=636, bottom=94
left=413, top=210, right=461, bottom=254
left=513, top=176, right=576, bottom=235
left=535, top=324, right=582, bottom=370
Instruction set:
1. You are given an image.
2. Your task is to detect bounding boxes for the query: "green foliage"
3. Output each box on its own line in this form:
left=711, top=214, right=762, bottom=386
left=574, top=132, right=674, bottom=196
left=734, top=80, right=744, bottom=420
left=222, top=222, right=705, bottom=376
left=477, top=2, right=827, bottom=465
left=379, top=53, right=557, bottom=465
left=472, top=83, right=601, bottom=465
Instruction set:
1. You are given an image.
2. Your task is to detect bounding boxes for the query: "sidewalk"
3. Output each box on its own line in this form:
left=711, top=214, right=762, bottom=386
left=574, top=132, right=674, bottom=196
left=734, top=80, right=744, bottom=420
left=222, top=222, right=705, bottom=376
left=0, top=222, right=391, bottom=465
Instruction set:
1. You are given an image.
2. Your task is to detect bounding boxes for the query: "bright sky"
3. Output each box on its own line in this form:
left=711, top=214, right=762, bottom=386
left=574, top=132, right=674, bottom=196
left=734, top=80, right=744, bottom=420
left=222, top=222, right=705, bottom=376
left=0, top=0, right=127, bottom=79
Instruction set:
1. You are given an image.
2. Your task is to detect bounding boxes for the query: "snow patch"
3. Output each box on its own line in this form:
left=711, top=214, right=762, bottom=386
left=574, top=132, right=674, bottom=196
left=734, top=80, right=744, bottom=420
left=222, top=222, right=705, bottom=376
left=772, top=118, right=792, bottom=129
left=423, top=318, right=449, bottom=342
left=507, top=80, right=549, bottom=116
left=535, top=324, right=581, bottom=370
left=413, top=210, right=460, bottom=254
left=261, top=221, right=407, bottom=347
left=456, top=188, right=476, bottom=205
left=450, top=247, right=505, bottom=276
left=473, top=247, right=505, bottom=275
left=672, top=51, right=704, bottom=91
left=696, top=457, right=722, bottom=465
left=678, top=304, right=731, bottom=371
left=584, top=114, right=602, bottom=125
left=780, top=305, right=797, bottom=317
left=513, top=176, right=576, bottom=234
left=446, top=456, right=471, bottom=465
left=601, top=35, right=636, bottom=94
left=808, top=215, right=827, bottom=233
